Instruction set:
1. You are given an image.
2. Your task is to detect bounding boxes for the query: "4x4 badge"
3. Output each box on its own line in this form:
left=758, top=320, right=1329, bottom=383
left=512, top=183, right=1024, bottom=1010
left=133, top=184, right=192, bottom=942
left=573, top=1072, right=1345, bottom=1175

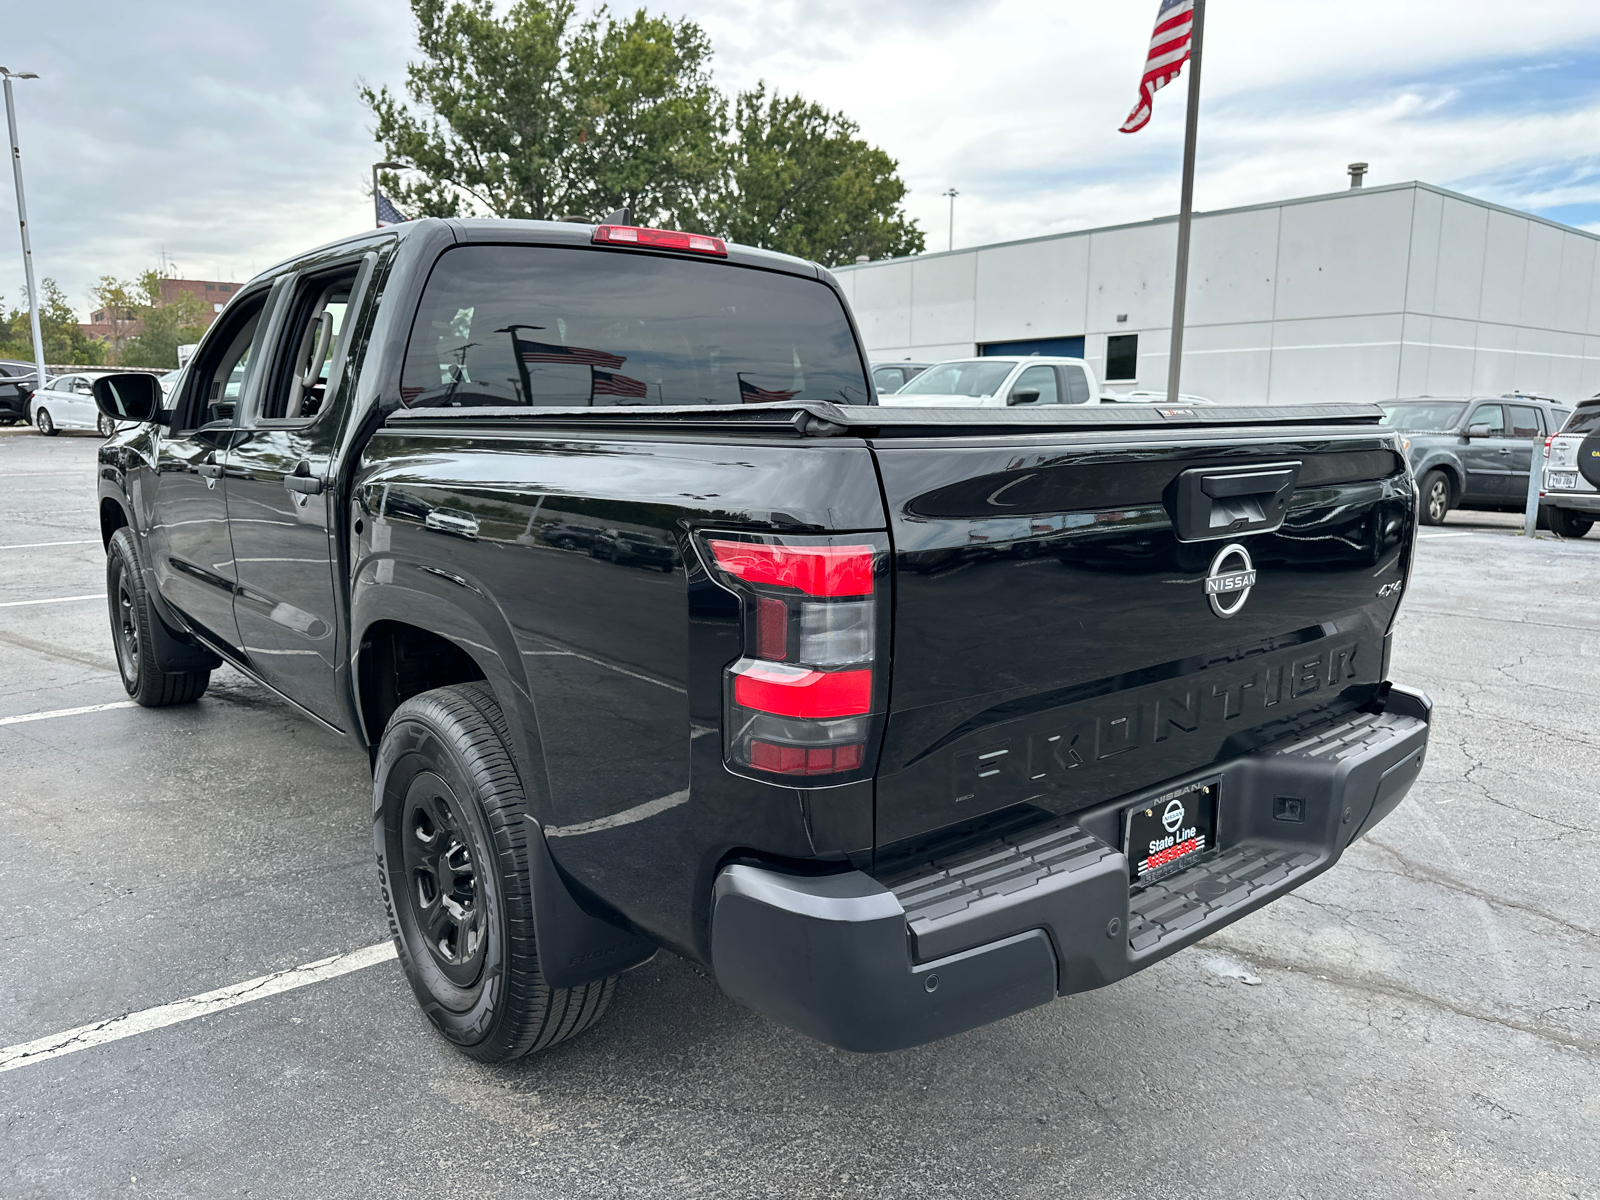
left=1204, top=542, right=1257, bottom=618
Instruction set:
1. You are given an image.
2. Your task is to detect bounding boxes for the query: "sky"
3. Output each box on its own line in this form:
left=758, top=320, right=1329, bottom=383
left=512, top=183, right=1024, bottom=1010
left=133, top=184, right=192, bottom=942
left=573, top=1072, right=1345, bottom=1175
left=3, top=0, right=1599, bottom=320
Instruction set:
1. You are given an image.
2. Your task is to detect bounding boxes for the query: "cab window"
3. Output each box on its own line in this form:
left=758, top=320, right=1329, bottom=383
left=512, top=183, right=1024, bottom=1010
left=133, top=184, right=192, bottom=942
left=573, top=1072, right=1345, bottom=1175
left=173, top=290, right=270, bottom=431
left=259, top=262, right=363, bottom=422
left=1011, top=364, right=1058, bottom=405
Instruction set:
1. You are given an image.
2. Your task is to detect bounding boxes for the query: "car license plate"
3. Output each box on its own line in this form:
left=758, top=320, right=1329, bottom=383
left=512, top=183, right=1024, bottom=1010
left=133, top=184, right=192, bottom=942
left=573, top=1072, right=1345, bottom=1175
left=1549, top=472, right=1579, bottom=491
left=1125, top=782, right=1218, bottom=884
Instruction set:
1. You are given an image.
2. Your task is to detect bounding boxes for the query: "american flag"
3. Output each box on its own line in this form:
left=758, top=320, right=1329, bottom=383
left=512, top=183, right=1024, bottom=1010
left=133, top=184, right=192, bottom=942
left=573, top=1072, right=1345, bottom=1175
left=1119, top=0, right=1195, bottom=134
left=592, top=369, right=647, bottom=399
left=376, top=191, right=411, bottom=226
left=514, top=337, right=627, bottom=370
left=737, top=376, right=799, bottom=404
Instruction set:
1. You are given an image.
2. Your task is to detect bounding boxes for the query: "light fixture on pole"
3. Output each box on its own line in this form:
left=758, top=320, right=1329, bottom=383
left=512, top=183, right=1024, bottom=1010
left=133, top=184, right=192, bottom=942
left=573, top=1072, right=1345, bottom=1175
left=941, top=188, right=959, bottom=252
left=1, top=67, right=47, bottom=401
left=372, top=161, right=405, bottom=229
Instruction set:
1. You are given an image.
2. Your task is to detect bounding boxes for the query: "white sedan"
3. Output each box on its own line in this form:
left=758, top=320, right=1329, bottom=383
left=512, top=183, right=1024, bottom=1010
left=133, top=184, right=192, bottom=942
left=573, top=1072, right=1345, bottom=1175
left=30, top=371, right=124, bottom=437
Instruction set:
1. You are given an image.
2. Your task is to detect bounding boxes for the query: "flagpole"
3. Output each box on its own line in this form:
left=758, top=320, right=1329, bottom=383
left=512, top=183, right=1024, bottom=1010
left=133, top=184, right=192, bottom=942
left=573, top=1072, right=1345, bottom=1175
left=1166, top=0, right=1204, bottom=406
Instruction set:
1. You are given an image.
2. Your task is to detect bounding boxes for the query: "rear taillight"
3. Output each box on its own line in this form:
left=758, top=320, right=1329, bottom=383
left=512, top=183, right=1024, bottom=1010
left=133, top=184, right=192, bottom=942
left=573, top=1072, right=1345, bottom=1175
left=592, top=224, right=728, bottom=256
left=699, top=532, right=888, bottom=782
left=1544, top=435, right=1555, bottom=459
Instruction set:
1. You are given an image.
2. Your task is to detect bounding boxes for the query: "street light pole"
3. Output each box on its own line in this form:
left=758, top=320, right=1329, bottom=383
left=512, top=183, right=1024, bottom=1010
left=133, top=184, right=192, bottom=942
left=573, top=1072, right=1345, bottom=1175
left=373, top=161, right=404, bottom=229
left=941, top=188, right=959, bottom=252
left=2, top=67, right=47, bottom=397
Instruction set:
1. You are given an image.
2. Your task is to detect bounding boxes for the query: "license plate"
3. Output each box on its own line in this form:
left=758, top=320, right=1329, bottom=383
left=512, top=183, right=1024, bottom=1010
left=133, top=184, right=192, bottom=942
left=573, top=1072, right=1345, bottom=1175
left=1549, top=472, right=1579, bottom=491
left=1125, top=782, right=1218, bottom=884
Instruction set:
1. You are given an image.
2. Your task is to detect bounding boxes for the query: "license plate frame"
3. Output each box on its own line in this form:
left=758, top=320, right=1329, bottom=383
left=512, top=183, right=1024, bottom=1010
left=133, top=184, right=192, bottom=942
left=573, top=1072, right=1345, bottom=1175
left=1124, top=780, right=1219, bottom=886
left=1549, top=472, right=1580, bottom=491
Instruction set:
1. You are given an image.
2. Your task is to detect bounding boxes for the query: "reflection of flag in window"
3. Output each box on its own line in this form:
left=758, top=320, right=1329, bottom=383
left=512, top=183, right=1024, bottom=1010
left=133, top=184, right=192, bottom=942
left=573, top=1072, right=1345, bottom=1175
left=514, top=337, right=626, bottom=370
left=737, top=376, right=799, bottom=404
left=592, top=369, right=647, bottom=398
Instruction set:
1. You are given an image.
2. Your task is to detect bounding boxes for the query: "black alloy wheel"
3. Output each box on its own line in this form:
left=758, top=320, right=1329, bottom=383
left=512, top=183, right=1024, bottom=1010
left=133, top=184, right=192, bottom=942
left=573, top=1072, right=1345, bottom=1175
left=1418, top=469, right=1451, bottom=526
left=400, top=773, right=488, bottom=987
left=34, top=407, right=56, bottom=436
left=105, top=527, right=211, bottom=705
left=374, top=682, right=618, bottom=1062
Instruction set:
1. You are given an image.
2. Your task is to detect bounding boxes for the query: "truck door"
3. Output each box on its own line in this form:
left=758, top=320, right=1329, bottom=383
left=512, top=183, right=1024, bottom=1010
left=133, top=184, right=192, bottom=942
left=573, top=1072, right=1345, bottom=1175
left=1460, top=402, right=1511, bottom=500
left=143, top=288, right=275, bottom=656
left=225, top=255, right=372, bottom=728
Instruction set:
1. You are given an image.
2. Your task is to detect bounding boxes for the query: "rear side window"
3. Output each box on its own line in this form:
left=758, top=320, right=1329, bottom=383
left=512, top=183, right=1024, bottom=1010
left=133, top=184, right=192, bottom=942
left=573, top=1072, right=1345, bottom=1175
left=401, top=245, right=869, bottom=408
left=1063, top=365, right=1092, bottom=404
left=1562, top=404, right=1600, bottom=435
left=1506, top=404, right=1543, bottom=438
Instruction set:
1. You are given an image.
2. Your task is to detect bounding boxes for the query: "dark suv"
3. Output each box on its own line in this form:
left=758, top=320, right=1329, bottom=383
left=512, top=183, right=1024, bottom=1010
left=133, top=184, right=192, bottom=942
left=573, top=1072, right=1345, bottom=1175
left=0, top=359, right=44, bottom=424
left=1382, top=394, right=1573, bottom=525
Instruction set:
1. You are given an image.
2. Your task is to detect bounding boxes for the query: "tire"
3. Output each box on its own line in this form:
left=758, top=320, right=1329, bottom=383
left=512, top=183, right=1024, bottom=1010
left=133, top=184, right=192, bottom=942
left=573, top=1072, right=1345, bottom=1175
left=97, top=412, right=116, bottom=438
left=106, top=528, right=211, bottom=706
left=374, top=681, right=616, bottom=1062
left=1548, top=507, right=1594, bottom=539
left=34, top=407, right=56, bottom=436
left=1418, top=469, right=1452, bottom=525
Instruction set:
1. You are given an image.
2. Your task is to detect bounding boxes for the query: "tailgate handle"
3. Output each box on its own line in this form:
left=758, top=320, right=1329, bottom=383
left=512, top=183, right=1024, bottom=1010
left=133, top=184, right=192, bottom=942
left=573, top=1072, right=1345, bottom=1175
left=1170, top=461, right=1301, bottom=542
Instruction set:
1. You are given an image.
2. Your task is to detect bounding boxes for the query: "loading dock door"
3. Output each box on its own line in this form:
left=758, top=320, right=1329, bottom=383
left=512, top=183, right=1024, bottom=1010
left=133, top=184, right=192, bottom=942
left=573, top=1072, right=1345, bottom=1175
left=980, top=335, right=1085, bottom=358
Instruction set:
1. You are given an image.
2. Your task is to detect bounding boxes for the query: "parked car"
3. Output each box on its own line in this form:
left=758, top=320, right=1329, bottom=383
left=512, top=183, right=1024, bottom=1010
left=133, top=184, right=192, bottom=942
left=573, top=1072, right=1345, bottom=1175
left=590, top=526, right=677, bottom=570
left=879, top=356, right=1101, bottom=407
left=1541, top=396, right=1600, bottom=538
left=540, top=520, right=598, bottom=551
left=1105, top=390, right=1214, bottom=405
left=90, top=215, right=1429, bottom=1061
left=870, top=361, right=930, bottom=395
left=1381, top=395, right=1573, bottom=525
left=0, top=359, right=46, bottom=425
left=30, top=370, right=125, bottom=437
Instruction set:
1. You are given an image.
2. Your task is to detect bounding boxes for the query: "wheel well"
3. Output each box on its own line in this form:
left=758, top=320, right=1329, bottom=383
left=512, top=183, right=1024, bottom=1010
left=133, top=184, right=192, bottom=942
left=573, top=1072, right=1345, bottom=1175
left=357, top=620, right=488, bottom=745
left=1422, top=464, right=1461, bottom=501
left=100, top=499, right=129, bottom=549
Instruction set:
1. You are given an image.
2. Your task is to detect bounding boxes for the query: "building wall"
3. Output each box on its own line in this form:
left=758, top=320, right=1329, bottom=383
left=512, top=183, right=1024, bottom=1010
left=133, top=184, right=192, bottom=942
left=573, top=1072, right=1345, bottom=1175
left=837, top=182, right=1600, bottom=404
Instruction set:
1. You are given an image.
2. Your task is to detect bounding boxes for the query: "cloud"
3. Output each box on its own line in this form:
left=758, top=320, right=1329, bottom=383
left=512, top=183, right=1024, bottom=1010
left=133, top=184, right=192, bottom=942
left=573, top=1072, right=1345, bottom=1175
left=2, top=0, right=1598, bottom=318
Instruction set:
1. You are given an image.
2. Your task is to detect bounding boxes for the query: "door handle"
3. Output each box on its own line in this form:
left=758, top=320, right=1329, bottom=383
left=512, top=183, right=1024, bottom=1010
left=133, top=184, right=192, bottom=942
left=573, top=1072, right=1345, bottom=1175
left=198, top=459, right=224, bottom=479
left=283, top=461, right=326, bottom=496
left=1497, top=448, right=1511, bottom=455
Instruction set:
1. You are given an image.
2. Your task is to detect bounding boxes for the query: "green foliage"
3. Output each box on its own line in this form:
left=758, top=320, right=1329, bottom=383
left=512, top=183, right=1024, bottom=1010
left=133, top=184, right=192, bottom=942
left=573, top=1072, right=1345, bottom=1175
left=363, top=1, right=923, bottom=265
left=713, top=85, right=925, bottom=267
left=0, top=278, right=105, bottom=366
left=362, top=0, right=721, bottom=227
left=120, top=272, right=208, bottom=370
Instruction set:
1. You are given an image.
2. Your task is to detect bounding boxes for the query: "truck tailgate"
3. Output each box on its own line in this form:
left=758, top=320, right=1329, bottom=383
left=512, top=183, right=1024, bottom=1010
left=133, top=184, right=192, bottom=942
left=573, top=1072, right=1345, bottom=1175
left=869, top=418, right=1413, bottom=853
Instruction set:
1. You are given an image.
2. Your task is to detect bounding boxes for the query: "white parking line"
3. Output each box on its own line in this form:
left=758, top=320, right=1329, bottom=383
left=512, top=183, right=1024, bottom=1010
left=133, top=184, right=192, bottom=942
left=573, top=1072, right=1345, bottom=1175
left=1417, top=532, right=1477, bottom=540
left=0, top=539, right=99, bottom=551
left=0, top=942, right=397, bottom=1074
left=0, top=701, right=138, bottom=727
left=0, top=594, right=101, bottom=608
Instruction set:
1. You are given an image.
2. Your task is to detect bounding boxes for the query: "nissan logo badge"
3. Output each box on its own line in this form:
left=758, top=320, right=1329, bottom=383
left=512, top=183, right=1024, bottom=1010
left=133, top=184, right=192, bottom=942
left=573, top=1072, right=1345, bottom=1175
left=1203, top=542, right=1257, bottom=618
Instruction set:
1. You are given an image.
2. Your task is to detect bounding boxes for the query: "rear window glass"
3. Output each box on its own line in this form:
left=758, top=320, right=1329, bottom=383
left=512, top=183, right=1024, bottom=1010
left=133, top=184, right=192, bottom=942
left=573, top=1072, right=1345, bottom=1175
left=1381, top=402, right=1465, bottom=430
left=1561, top=404, right=1600, bottom=435
left=400, top=245, right=869, bottom=408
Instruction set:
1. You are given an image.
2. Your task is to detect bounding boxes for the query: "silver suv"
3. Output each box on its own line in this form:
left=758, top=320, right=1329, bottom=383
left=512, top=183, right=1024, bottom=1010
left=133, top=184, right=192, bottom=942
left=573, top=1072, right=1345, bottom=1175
left=1543, top=397, right=1600, bottom=539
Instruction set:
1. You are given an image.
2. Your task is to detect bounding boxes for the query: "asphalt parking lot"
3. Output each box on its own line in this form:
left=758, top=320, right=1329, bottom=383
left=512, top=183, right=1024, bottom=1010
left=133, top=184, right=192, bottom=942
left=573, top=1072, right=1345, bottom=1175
left=2, top=427, right=1597, bottom=1200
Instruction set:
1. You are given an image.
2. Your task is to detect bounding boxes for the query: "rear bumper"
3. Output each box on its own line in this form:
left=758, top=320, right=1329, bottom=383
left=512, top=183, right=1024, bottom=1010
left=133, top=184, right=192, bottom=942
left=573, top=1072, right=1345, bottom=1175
left=1544, top=492, right=1600, bottom=514
left=711, top=685, right=1430, bottom=1052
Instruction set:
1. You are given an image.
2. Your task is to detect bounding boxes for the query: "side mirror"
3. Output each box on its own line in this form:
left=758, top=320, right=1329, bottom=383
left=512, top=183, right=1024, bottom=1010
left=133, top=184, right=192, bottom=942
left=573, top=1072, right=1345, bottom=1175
left=1466, top=423, right=1492, bottom=438
left=92, top=373, right=163, bottom=423
left=1008, top=387, right=1042, bottom=406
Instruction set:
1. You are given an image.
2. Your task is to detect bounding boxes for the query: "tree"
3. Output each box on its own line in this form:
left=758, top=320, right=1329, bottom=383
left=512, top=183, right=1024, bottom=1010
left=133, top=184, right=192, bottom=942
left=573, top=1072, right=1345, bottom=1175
left=0, top=278, right=106, bottom=366
left=711, top=85, right=925, bottom=267
left=120, top=272, right=208, bottom=369
left=361, top=0, right=722, bottom=227
left=90, top=276, right=141, bottom=364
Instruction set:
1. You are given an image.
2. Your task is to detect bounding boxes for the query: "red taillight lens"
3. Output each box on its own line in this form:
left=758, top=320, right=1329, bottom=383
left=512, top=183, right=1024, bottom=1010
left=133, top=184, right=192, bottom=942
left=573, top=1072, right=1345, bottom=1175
left=1544, top=435, right=1555, bottom=458
left=732, top=664, right=872, bottom=719
left=592, top=224, right=728, bottom=256
left=699, top=531, right=888, bottom=783
left=707, top=540, right=874, bottom=597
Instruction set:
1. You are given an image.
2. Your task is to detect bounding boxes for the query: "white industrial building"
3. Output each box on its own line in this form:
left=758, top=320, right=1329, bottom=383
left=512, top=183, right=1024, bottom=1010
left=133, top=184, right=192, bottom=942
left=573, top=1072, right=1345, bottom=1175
left=836, top=181, right=1600, bottom=405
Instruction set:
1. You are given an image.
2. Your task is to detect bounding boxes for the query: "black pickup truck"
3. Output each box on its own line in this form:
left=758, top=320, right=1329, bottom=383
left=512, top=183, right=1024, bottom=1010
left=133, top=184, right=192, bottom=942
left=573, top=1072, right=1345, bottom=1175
left=90, top=217, right=1430, bottom=1059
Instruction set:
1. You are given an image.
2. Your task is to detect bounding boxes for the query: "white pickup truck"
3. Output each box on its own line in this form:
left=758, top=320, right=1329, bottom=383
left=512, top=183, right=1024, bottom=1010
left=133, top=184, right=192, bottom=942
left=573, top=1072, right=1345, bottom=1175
left=878, top=357, right=1104, bottom=408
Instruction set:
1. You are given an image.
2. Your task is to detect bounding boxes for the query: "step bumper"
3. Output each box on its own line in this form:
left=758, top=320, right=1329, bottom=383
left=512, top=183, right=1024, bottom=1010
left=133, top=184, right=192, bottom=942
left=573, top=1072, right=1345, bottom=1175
left=710, top=687, right=1430, bottom=1053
